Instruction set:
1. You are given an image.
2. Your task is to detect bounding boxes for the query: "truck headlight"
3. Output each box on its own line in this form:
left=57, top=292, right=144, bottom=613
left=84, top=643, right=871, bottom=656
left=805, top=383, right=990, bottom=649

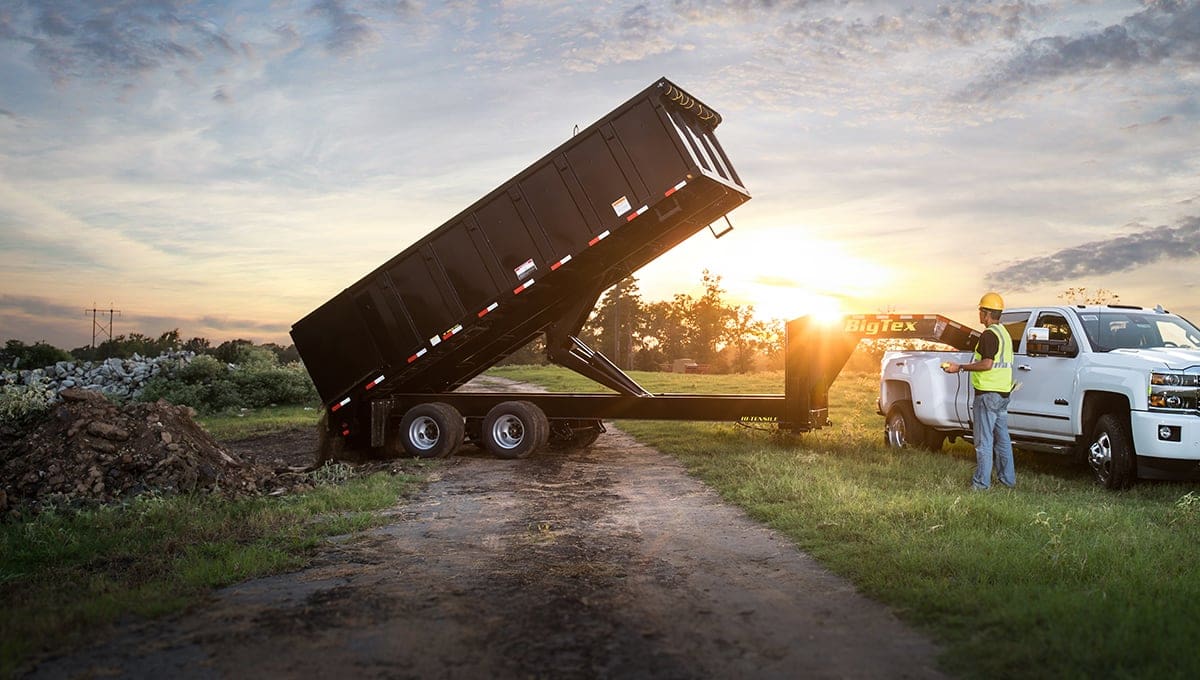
left=1148, top=372, right=1200, bottom=413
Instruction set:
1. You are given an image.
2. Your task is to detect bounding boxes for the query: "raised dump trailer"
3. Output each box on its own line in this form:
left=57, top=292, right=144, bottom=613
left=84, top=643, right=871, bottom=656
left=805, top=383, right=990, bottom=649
left=291, top=78, right=972, bottom=458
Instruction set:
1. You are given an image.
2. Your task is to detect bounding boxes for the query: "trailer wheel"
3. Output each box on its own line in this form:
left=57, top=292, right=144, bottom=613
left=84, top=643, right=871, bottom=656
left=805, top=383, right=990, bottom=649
left=1087, top=413, right=1137, bottom=490
left=884, top=401, right=927, bottom=450
left=549, top=419, right=605, bottom=450
left=396, top=403, right=465, bottom=459
left=482, top=401, right=549, bottom=459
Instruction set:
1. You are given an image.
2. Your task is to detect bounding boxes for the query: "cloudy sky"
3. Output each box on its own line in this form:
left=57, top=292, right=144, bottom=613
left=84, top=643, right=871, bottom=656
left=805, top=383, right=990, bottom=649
left=1, top=0, right=1197, bottom=349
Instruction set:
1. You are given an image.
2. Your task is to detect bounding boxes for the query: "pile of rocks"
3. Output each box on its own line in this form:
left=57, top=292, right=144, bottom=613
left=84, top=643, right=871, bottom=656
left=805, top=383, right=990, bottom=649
left=0, top=352, right=195, bottom=401
left=0, top=389, right=311, bottom=516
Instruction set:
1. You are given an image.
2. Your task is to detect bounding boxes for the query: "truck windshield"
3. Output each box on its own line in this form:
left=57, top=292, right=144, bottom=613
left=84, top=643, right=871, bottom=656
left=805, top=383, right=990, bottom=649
left=1078, top=311, right=1200, bottom=352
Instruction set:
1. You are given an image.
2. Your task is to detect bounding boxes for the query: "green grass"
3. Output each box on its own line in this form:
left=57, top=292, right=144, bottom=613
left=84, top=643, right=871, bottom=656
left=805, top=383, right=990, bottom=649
left=0, top=455, right=427, bottom=677
left=197, top=404, right=320, bottom=439
left=498, top=365, right=1200, bottom=680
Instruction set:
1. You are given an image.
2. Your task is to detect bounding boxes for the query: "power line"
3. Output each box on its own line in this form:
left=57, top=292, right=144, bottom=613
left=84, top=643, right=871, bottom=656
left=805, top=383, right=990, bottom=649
left=84, top=305, right=121, bottom=348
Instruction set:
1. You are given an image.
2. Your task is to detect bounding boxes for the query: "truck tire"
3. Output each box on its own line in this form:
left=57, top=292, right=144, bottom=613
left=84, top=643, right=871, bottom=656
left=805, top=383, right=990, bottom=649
left=884, top=401, right=927, bottom=450
left=482, top=401, right=549, bottom=459
left=397, top=403, right=465, bottom=459
left=1087, top=413, right=1137, bottom=490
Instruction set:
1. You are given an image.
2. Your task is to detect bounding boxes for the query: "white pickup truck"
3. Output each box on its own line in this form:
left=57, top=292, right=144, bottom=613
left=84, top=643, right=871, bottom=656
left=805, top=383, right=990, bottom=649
left=878, top=304, right=1200, bottom=489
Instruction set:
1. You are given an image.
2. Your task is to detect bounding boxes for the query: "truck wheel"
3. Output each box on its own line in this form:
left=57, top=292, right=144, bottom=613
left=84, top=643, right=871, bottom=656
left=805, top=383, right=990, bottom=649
left=1087, top=414, right=1137, bottom=490
left=397, top=403, right=464, bottom=459
left=482, top=401, right=549, bottom=459
left=884, top=401, right=927, bottom=449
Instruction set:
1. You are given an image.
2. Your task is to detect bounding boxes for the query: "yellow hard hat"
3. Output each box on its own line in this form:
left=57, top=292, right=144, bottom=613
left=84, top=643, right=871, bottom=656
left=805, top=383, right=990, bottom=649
left=979, top=292, right=1005, bottom=312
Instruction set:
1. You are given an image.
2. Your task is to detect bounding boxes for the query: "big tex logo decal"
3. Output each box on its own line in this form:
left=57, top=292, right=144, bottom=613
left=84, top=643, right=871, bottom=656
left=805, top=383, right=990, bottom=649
left=844, top=318, right=918, bottom=335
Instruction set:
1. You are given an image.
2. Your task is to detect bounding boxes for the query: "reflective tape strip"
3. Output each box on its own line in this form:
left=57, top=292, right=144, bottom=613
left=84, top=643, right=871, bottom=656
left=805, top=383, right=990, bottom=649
left=514, top=279, right=536, bottom=294
left=331, top=396, right=351, bottom=412
left=626, top=205, right=648, bottom=222
left=588, top=230, right=611, bottom=246
left=478, top=302, right=499, bottom=318
left=364, top=375, right=386, bottom=390
left=664, top=179, right=688, bottom=197
left=407, top=348, right=428, bottom=363
left=551, top=254, right=572, bottom=271
left=442, top=324, right=463, bottom=340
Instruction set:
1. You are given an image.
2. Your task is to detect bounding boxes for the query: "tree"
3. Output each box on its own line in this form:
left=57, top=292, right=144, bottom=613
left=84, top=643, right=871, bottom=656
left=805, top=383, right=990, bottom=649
left=1058, top=287, right=1121, bottom=305
left=586, top=277, right=645, bottom=369
left=1, top=339, right=72, bottom=369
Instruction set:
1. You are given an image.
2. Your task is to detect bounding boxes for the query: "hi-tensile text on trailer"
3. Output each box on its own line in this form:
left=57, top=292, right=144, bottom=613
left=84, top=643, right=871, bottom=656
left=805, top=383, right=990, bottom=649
left=291, top=78, right=981, bottom=460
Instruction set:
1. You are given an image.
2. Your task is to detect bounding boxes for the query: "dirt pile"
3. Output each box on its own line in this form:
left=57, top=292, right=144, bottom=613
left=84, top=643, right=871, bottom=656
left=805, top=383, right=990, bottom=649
left=0, top=389, right=313, bottom=516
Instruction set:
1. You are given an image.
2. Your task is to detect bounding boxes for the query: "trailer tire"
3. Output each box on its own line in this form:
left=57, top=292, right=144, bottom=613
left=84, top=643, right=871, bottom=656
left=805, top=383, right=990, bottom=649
left=1087, top=413, right=1137, bottom=490
left=397, top=403, right=465, bottom=459
left=482, top=401, right=549, bottom=459
left=884, top=401, right=928, bottom=450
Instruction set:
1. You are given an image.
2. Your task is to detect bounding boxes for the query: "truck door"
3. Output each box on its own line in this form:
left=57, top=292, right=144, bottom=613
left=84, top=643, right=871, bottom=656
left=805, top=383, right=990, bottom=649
left=1008, top=310, right=1077, bottom=440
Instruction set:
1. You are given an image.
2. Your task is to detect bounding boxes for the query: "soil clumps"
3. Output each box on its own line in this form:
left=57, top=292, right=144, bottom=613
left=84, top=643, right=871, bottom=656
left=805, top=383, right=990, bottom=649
left=0, top=389, right=315, bottom=516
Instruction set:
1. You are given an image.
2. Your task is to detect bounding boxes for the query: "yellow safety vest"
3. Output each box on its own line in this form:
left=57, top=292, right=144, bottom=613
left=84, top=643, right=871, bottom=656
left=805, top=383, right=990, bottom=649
left=972, top=323, right=1014, bottom=393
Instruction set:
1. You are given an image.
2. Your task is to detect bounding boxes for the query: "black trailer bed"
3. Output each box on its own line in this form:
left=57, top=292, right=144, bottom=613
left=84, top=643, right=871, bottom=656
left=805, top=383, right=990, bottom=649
left=292, top=77, right=751, bottom=412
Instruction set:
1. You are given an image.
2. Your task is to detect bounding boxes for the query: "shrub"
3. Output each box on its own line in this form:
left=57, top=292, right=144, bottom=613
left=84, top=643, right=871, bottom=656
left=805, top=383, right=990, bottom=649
left=137, top=356, right=317, bottom=414
left=232, top=363, right=318, bottom=408
left=0, top=380, right=54, bottom=429
left=178, top=355, right=228, bottom=383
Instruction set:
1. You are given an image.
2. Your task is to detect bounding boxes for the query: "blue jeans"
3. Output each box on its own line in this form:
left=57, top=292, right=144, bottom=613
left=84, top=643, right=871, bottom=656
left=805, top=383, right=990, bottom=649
left=972, top=391, right=1015, bottom=489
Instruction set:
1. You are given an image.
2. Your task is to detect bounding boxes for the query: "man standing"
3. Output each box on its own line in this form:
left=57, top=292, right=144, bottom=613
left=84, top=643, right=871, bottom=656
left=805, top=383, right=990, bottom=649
left=944, top=293, right=1016, bottom=490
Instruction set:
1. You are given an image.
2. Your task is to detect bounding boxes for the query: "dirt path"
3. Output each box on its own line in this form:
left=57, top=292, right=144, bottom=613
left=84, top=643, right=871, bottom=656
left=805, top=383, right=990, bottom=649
left=28, top=382, right=947, bottom=678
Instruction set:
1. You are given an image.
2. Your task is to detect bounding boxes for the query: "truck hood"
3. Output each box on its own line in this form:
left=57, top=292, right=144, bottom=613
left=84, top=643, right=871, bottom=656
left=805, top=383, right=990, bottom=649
left=1106, top=347, right=1200, bottom=371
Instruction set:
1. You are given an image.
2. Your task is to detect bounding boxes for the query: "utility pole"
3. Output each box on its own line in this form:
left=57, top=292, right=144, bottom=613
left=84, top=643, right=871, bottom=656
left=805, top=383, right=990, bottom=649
left=84, top=305, right=120, bottom=349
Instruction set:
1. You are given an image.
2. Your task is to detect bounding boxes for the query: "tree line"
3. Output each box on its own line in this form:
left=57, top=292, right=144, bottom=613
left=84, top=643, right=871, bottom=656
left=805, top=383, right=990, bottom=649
left=2, top=331, right=300, bottom=370
left=503, top=270, right=786, bottom=373
left=5, top=271, right=875, bottom=375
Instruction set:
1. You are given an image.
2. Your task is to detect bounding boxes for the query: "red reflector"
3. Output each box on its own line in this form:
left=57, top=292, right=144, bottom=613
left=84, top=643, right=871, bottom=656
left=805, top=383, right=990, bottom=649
left=551, top=261, right=562, bottom=270
left=478, top=308, right=488, bottom=317
left=664, top=187, right=676, bottom=197
left=626, top=212, right=638, bottom=222
left=341, top=429, right=350, bottom=436
left=588, top=236, right=600, bottom=246
left=407, top=354, right=419, bottom=363
left=365, top=381, right=375, bottom=390
left=331, top=403, right=342, bottom=412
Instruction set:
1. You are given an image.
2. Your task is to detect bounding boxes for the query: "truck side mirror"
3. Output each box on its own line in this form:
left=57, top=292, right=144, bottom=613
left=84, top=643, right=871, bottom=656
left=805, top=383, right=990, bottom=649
left=1025, top=327, right=1077, bottom=358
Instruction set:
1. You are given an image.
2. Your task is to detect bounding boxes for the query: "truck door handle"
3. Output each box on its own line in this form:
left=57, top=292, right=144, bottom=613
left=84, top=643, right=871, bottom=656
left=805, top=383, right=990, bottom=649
left=1017, top=364, right=1032, bottom=371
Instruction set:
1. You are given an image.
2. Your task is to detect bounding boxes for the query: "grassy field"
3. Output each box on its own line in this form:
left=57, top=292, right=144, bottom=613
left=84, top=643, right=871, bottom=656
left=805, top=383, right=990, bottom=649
left=491, top=365, right=1200, bottom=680
left=5, top=366, right=1200, bottom=678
